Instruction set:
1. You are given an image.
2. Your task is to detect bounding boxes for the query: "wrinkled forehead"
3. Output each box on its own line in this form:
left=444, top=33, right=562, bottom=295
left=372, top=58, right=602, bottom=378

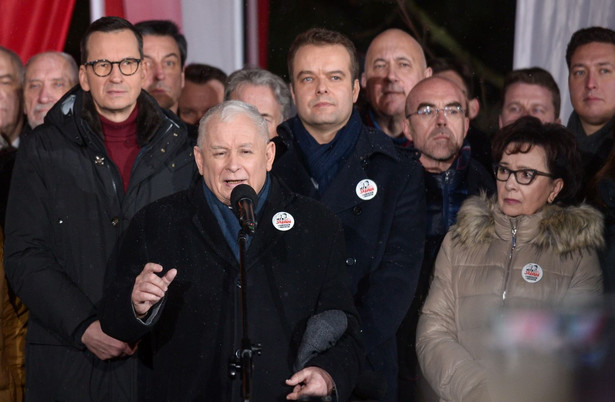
left=0, top=52, right=20, bottom=78
left=295, top=44, right=353, bottom=69
left=504, top=82, right=552, bottom=103
left=367, top=32, right=424, bottom=62
left=142, top=34, right=181, bottom=55
left=86, top=29, right=140, bottom=59
left=407, top=77, right=465, bottom=108
left=27, top=55, right=70, bottom=76
left=571, top=41, right=615, bottom=64
left=435, top=70, right=468, bottom=96
left=200, top=112, right=268, bottom=146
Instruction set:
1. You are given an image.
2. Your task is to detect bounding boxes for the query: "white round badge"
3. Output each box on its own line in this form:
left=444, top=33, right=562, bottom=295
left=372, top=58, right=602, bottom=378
left=272, top=211, right=295, bottom=231
left=521, top=263, right=543, bottom=283
left=355, top=179, right=378, bottom=201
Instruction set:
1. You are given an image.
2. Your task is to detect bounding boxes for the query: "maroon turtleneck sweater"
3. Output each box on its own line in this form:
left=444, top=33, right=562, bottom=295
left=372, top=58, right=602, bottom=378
left=99, top=106, right=140, bottom=192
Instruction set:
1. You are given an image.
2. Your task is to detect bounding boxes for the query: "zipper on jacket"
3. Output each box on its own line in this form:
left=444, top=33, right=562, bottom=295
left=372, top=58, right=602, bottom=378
left=127, top=121, right=173, bottom=193
left=442, top=170, right=452, bottom=228
left=502, top=219, right=518, bottom=303
left=106, top=163, right=119, bottom=195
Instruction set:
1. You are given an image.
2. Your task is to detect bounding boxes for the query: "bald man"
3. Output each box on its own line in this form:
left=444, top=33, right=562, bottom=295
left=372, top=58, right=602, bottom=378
left=24, top=51, right=78, bottom=129
left=361, top=29, right=432, bottom=146
left=398, top=76, right=494, bottom=400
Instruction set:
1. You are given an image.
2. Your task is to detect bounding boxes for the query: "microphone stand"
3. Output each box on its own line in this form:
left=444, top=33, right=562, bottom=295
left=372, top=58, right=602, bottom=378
left=229, top=228, right=261, bottom=401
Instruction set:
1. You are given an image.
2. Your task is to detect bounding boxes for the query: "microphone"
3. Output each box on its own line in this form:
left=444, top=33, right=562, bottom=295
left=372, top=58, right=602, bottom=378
left=231, top=184, right=258, bottom=235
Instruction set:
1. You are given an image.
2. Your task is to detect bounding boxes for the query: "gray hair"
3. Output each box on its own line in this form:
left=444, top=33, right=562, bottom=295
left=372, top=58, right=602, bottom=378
left=26, top=51, right=79, bottom=86
left=0, top=46, right=24, bottom=86
left=198, top=100, right=270, bottom=147
left=224, top=68, right=293, bottom=120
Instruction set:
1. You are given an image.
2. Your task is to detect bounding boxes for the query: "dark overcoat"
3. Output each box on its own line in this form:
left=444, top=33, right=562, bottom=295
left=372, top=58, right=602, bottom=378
left=4, top=86, right=196, bottom=401
left=100, top=177, right=363, bottom=401
left=272, top=117, right=426, bottom=400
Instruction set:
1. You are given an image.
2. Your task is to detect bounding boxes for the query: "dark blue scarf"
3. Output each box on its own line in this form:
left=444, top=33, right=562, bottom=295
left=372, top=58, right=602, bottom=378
left=291, top=109, right=362, bottom=194
left=203, top=174, right=271, bottom=262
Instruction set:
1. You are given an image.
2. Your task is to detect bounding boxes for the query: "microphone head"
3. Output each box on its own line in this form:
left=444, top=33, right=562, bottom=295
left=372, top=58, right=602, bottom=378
left=230, top=184, right=258, bottom=214
left=231, top=184, right=258, bottom=234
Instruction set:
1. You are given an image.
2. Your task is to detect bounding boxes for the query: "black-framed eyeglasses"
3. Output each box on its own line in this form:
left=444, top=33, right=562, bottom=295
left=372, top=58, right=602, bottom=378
left=493, top=164, right=554, bottom=185
left=406, top=105, right=464, bottom=120
left=84, top=58, right=142, bottom=77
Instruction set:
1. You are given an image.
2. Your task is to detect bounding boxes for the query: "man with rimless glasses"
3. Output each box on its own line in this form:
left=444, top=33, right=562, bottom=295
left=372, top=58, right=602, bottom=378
left=397, top=76, right=494, bottom=400
left=4, top=16, right=195, bottom=401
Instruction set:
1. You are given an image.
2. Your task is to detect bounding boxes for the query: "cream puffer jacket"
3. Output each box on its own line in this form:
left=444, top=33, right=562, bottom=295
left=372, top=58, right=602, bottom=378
left=416, top=194, right=604, bottom=402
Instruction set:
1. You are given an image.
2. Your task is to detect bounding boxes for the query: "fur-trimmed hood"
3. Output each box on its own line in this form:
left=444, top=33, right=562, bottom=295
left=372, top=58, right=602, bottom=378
left=451, top=194, right=604, bottom=254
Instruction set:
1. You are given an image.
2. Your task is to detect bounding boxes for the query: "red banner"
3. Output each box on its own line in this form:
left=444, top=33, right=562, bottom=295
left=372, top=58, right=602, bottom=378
left=105, top=0, right=125, bottom=18
left=0, top=0, right=77, bottom=63
left=258, top=0, right=269, bottom=68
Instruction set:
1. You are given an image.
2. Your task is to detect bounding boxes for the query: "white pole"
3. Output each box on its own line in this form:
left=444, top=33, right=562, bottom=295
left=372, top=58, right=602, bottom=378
left=90, top=0, right=105, bottom=22
left=245, top=0, right=258, bottom=67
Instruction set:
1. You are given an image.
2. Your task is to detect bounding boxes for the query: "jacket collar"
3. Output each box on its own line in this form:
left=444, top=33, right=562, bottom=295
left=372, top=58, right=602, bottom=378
left=48, top=86, right=184, bottom=147
left=189, top=176, right=297, bottom=271
left=278, top=112, right=400, bottom=162
left=276, top=113, right=400, bottom=212
left=47, top=86, right=191, bottom=187
left=451, top=194, right=604, bottom=254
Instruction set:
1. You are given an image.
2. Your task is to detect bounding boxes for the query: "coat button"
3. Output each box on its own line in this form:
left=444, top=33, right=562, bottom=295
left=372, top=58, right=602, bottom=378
left=352, top=206, right=362, bottom=215
left=345, top=257, right=356, bottom=266
left=111, top=217, right=120, bottom=227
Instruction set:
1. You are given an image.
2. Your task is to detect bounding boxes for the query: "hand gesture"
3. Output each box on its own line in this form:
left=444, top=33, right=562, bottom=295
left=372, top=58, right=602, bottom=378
left=131, top=263, right=177, bottom=317
left=285, top=366, right=334, bottom=400
left=81, top=320, right=137, bottom=360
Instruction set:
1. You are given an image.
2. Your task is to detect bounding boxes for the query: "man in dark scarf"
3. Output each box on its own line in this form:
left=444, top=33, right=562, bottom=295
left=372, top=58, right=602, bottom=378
left=272, top=28, right=426, bottom=401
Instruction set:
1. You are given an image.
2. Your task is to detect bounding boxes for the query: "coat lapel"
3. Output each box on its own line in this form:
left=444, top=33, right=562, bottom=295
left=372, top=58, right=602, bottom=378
left=319, top=128, right=385, bottom=213
left=189, top=181, right=239, bottom=269
left=245, top=178, right=294, bottom=271
left=273, top=145, right=319, bottom=198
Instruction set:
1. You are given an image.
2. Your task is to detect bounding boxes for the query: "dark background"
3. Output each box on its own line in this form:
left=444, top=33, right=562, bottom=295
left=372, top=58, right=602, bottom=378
left=266, top=0, right=516, bottom=132
left=65, top=0, right=517, bottom=133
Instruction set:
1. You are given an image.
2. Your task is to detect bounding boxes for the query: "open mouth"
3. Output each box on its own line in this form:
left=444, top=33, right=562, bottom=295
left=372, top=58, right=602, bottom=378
left=225, top=179, right=245, bottom=185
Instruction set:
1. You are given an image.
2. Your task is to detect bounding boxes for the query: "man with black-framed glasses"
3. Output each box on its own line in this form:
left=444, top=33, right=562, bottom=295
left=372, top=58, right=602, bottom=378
left=4, top=16, right=195, bottom=401
left=397, top=75, right=495, bottom=400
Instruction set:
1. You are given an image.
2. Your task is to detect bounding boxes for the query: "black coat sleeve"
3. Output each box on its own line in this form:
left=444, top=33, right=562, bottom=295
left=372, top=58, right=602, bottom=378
left=99, top=207, right=161, bottom=343
left=4, top=134, right=97, bottom=347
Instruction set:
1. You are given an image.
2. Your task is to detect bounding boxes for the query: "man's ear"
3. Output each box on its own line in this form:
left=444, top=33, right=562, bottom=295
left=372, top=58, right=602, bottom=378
left=265, top=140, right=276, bottom=171
left=402, top=117, right=412, bottom=141
left=194, top=146, right=205, bottom=176
left=360, top=72, right=367, bottom=89
left=468, top=98, right=480, bottom=120
left=79, top=65, right=90, bottom=92
left=352, top=79, right=360, bottom=103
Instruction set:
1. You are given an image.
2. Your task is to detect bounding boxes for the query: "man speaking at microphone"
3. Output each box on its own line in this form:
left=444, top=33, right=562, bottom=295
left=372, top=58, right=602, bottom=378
left=100, top=100, right=362, bottom=401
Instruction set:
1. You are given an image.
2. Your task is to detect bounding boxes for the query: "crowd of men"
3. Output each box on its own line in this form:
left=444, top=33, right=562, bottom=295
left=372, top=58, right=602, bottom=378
left=0, top=14, right=614, bottom=402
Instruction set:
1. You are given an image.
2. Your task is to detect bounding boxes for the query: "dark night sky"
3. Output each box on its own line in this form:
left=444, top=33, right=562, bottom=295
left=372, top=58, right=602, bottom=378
left=266, top=0, right=516, bottom=130
left=65, top=0, right=517, bottom=131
